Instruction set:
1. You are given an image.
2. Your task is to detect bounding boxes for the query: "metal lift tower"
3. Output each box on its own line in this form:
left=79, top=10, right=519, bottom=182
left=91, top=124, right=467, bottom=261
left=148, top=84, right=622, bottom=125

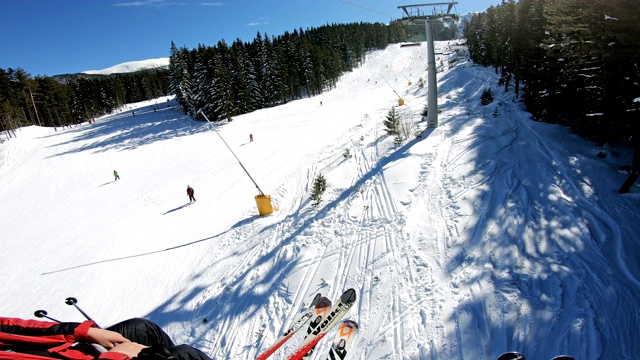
left=398, top=2, right=458, bottom=128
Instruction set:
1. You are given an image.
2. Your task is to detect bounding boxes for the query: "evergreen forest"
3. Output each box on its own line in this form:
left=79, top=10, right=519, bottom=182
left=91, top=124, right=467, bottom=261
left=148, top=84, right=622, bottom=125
left=0, top=68, right=169, bottom=134
left=168, top=22, right=406, bottom=121
left=464, top=0, right=639, bottom=147
left=2, top=0, right=638, bottom=154
left=0, top=21, right=409, bottom=135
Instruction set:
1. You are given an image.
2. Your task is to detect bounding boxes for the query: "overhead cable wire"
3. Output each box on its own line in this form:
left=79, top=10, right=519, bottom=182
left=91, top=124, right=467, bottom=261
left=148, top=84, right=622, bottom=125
left=336, top=0, right=395, bottom=18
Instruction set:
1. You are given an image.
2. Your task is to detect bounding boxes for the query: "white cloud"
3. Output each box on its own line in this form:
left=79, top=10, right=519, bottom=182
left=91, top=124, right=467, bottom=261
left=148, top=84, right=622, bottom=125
left=114, top=0, right=188, bottom=7
left=246, top=17, right=268, bottom=27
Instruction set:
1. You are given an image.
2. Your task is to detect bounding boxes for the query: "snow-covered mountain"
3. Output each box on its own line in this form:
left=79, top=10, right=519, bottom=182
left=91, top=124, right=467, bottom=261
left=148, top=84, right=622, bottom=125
left=1, top=42, right=639, bottom=360
left=82, top=57, right=169, bottom=75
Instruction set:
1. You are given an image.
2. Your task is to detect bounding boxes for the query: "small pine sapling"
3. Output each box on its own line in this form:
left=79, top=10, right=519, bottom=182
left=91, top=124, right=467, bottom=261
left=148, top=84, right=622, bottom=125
left=310, top=173, right=327, bottom=207
left=481, top=88, right=494, bottom=105
left=383, top=107, right=400, bottom=136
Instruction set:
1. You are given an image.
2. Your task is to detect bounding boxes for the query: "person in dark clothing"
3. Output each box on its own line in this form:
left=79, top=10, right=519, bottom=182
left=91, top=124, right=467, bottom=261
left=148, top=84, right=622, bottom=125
left=619, top=139, right=640, bottom=194
left=0, top=317, right=211, bottom=360
left=187, top=186, right=196, bottom=203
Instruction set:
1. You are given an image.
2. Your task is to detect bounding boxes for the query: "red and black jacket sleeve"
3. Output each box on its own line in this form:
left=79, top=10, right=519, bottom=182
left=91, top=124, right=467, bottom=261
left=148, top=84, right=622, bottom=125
left=0, top=317, right=120, bottom=359
left=0, top=317, right=94, bottom=345
left=0, top=318, right=130, bottom=360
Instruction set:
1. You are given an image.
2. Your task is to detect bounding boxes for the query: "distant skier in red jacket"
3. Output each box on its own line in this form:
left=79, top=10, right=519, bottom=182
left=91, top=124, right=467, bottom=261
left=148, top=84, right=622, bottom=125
left=0, top=317, right=210, bottom=359
left=187, top=186, right=196, bottom=203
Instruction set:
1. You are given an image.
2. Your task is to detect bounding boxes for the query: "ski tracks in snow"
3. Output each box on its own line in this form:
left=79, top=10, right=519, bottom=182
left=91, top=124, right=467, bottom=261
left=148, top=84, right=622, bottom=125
left=250, top=114, right=423, bottom=359
left=411, top=85, right=640, bottom=359
left=345, top=134, right=411, bottom=359
left=190, top=56, right=640, bottom=359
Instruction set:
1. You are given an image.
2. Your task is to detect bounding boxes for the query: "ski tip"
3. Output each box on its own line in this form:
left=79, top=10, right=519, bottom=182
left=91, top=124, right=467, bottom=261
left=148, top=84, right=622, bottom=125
left=340, top=319, right=359, bottom=329
left=310, top=293, right=322, bottom=307
left=315, top=297, right=332, bottom=310
left=340, top=288, right=356, bottom=303
left=498, top=352, right=526, bottom=360
left=498, top=352, right=574, bottom=360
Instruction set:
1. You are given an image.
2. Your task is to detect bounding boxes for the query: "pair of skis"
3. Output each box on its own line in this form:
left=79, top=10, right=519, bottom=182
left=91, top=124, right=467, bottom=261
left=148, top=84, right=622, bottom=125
left=256, top=289, right=358, bottom=360
left=498, top=352, right=574, bottom=360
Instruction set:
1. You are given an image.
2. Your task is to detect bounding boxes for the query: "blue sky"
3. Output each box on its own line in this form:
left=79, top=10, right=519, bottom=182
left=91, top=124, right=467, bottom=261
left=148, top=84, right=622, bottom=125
left=1, top=0, right=497, bottom=77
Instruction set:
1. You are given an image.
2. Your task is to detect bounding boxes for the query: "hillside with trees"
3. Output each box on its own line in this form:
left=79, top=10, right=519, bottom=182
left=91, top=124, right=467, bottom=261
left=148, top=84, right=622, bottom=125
left=0, top=68, right=169, bottom=134
left=168, top=22, right=408, bottom=121
left=463, top=0, right=639, bottom=147
left=1, top=21, right=415, bottom=136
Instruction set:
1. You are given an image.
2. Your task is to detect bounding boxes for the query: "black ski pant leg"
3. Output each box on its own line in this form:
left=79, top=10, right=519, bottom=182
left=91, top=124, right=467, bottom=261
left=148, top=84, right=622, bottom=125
left=167, top=344, right=212, bottom=360
left=106, top=318, right=175, bottom=348
left=106, top=318, right=211, bottom=360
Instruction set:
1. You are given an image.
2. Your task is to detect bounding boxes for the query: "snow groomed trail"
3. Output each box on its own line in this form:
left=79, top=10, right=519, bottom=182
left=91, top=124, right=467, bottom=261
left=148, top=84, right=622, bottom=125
left=1, top=42, right=639, bottom=360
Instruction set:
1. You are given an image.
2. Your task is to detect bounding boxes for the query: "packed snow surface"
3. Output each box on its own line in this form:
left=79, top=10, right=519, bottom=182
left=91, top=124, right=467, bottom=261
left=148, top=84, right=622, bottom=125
left=1, top=42, right=639, bottom=360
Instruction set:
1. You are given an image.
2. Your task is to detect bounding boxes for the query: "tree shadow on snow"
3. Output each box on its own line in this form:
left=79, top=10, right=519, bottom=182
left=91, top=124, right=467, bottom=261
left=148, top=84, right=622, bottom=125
left=39, top=216, right=258, bottom=276
left=125, top=93, right=554, bottom=359
left=132, top=129, right=444, bottom=358
left=43, top=102, right=217, bottom=157
left=409, top=66, right=639, bottom=360
left=74, top=68, right=639, bottom=359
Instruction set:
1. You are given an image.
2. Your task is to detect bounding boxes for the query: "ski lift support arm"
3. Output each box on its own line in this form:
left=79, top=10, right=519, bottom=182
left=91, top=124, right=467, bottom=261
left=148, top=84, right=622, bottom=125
left=198, top=110, right=265, bottom=196
left=398, top=2, right=458, bottom=18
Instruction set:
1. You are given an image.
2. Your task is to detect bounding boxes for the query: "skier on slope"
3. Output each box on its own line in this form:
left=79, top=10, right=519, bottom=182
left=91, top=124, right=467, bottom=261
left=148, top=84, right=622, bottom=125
left=187, top=186, right=196, bottom=203
left=0, top=316, right=210, bottom=359
left=113, top=170, right=120, bottom=181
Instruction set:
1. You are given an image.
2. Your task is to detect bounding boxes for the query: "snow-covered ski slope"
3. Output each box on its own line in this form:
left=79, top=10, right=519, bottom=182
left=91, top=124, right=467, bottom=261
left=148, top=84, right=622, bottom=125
left=1, top=42, right=639, bottom=360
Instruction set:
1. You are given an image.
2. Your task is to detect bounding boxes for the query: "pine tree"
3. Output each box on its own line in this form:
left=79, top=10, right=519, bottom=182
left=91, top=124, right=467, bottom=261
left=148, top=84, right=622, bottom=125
left=383, top=106, right=400, bottom=136
left=310, top=173, right=327, bottom=207
left=191, top=47, right=215, bottom=118
left=299, top=39, right=316, bottom=97
left=480, top=88, right=494, bottom=105
left=212, top=40, right=236, bottom=121
left=230, top=39, right=258, bottom=114
left=257, top=33, right=281, bottom=107
left=168, top=41, right=193, bottom=114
